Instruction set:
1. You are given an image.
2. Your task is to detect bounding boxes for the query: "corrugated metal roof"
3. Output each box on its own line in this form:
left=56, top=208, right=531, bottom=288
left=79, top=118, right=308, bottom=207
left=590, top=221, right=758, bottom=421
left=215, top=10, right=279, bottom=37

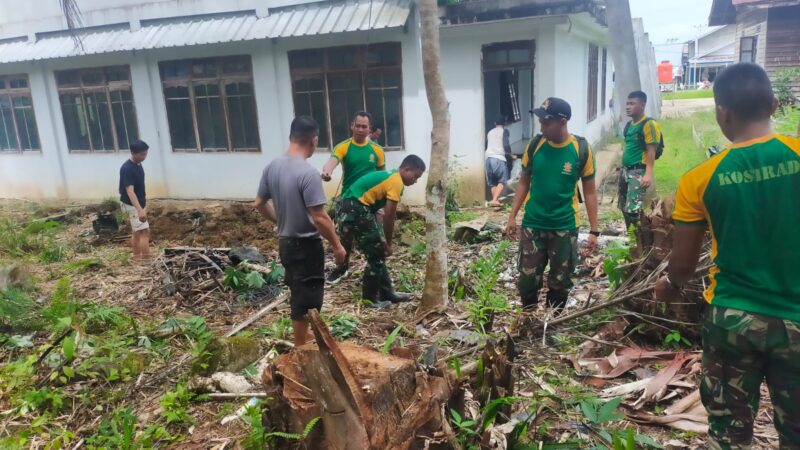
left=0, top=0, right=412, bottom=64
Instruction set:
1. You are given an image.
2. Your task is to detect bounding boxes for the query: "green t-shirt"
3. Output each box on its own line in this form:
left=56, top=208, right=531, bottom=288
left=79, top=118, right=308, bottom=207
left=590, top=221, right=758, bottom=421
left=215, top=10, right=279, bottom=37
left=622, top=116, right=662, bottom=167
left=343, top=170, right=404, bottom=212
left=520, top=135, right=596, bottom=230
left=673, top=134, right=800, bottom=321
left=332, top=138, right=386, bottom=192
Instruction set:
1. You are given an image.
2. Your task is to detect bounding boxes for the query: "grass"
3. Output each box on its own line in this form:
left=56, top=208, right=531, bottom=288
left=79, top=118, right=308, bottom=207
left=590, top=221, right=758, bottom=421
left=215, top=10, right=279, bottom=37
left=654, top=109, right=726, bottom=195
left=661, top=89, right=714, bottom=101
left=775, top=107, right=799, bottom=136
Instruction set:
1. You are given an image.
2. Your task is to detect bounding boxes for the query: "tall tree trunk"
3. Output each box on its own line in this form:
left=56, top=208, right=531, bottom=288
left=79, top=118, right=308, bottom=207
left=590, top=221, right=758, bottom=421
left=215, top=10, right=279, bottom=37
left=418, top=0, right=450, bottom=312
left=605, top=0, right=641, bottom=124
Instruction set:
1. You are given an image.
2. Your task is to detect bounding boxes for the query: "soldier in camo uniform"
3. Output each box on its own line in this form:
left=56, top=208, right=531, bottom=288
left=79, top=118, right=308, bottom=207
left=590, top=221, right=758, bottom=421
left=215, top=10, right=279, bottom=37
left=338, top=155, right=425, bottom=306
left=506, top=98, right=600, bottom=314
left=656, top=63, right=800, bottom=449
left=619, top=91, right=662, bottom=230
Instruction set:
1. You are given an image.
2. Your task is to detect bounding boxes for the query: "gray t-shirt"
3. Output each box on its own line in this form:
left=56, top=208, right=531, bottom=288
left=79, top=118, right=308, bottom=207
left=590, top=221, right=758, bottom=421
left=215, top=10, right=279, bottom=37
left=257, top=154, right=327, bottom=238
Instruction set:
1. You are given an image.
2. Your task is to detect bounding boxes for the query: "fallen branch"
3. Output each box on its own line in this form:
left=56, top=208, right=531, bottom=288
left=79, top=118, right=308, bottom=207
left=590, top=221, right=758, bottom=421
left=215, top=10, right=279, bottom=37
left=225, top=293, right=287, bottom=337
left=35, top=329, right=72, bottom=366
left=206, top=392, right=269, bottom=400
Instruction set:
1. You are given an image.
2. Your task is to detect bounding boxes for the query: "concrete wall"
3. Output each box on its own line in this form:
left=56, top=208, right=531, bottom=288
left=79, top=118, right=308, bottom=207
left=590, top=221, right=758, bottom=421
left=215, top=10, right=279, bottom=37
left=632, top=18, right=662, bottom=119
left=439, top=14, right=614, bottom=204
left=0, top=6, right=613, bottom=205
left=0, top=0, right=307, bottom=40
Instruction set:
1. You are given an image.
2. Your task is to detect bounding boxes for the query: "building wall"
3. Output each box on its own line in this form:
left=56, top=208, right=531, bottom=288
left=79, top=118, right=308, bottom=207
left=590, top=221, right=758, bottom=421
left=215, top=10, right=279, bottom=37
left=0, top=6, right=612, bottom=206
left=438, top=14, right=614, bottom=204
left=765, top=5, right=800, bottom=94
left=734, top=8, right=768, bottom=66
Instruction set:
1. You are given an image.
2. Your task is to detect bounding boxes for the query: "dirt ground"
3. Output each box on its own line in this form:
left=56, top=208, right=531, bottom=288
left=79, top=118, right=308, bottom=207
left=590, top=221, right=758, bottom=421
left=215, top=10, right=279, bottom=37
left=0, top=186, right=780, bottom=449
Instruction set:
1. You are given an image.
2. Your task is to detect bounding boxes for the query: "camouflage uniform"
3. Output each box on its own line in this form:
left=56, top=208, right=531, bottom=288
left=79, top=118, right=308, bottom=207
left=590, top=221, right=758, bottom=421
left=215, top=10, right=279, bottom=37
left=702, top=305, right=800, bottom=449
left=336, top=199, right=389, bottom=282
left=617, top=165, right=646, bottom=229
left=517, top=228, right=578, bottom=310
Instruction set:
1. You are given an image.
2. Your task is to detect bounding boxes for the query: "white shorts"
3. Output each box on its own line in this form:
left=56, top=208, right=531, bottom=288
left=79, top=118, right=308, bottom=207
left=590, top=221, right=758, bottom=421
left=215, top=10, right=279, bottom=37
left=121, top=202, right=150, bottom=232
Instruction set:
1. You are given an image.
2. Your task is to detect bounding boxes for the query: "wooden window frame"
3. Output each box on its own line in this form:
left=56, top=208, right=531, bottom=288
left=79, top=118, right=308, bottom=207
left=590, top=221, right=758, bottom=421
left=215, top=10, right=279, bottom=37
left=587, top=44, right=599, bottom=122
left=601, top=48, right=608, bottom=113
left=482, top=41, right=534, bottom=126
left=159, top=55, right=261, bottom=153
left=0, top=74, right=41, bottom=153
left=740, top=36, right=757, bottom=64
left=288, top=42, right=404, bottom=151
left=56, top=66, right=138, bottom=153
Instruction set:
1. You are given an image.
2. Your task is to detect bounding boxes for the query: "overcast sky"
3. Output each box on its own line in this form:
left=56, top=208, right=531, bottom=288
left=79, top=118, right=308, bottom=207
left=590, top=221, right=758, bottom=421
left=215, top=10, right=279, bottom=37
left=629, top=0, right=716, bottom=65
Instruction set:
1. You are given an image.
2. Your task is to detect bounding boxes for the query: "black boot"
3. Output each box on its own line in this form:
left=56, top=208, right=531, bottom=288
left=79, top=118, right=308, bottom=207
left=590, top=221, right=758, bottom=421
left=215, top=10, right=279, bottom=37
left=546, top=291, right=568, bottom=316
left=521, top=294, right=538, bottom=310
left=380, top=279, right=413, bottom=303
left=362, top=275, right=391, bottom=309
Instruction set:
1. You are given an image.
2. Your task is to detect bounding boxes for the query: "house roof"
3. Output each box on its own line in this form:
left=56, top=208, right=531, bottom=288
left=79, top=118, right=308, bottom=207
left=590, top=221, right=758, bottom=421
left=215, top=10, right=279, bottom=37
left=0, top=0, right=412, bottom=64
left=440, top=0, right=606, bottom=27
left=709, top=0, right=800, bottom=25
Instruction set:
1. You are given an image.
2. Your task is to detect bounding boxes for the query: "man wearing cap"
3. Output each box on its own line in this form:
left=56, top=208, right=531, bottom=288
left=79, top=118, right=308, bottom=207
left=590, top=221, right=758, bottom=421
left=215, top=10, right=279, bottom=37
left=506, top=98, right=600, bottom=313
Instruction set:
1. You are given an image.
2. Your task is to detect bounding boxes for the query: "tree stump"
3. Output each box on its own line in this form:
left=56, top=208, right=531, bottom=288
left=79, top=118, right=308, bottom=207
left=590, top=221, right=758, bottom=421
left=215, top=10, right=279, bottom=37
left=262, top=310, right=456, bottom=449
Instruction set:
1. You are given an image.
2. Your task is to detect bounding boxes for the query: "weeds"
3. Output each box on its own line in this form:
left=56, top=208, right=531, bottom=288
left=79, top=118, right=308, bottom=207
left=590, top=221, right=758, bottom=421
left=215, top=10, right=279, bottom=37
left=602, top=241, right=631, bottom=290
left=575, top=396, right=662, bottom=449
left=466, top=242, right=511, bottom=333
left=382, top=324, right=404, bottom=353
left=159, top=383, right=197, bottom=426
left=447, top=210, right=479, bottom=224
left=0, top=288, right=39, bottom=330
left=329, top=314, right=359, bottom=340
left=663, top=330, right=692, bottom=349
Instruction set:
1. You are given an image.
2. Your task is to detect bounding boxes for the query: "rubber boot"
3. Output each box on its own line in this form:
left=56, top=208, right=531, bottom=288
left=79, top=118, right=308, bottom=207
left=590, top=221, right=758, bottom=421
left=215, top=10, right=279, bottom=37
left=546, top=290, right=568, bottom=316
left=379, top=272, right=413, bottom=303
left=521, top=294, right=538, bottom=310
left=362, top=275, right=391, bottom=309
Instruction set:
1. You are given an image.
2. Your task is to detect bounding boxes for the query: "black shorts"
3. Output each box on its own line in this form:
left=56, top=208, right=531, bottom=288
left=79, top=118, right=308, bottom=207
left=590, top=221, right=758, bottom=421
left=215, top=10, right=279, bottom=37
left=278, top=237, right=324, bottom=320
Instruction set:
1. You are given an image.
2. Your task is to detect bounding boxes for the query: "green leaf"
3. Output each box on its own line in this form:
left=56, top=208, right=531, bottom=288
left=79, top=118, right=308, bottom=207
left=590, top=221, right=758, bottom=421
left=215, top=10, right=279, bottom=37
left=626, top=427, right=636, bottom=450
left=597, top=397, right=624, bottom=423
left=57, top=316, right=73, bottom=329
left=62, top=366, right=75, bottom=378
left=382, top=325, right=403, bottom=353
left=450, top=408, right=462, bottom=424
left=62, top=335, right=75, bottom=361
left=302, top=416, right=321, bottom=438
left=580, top=400, right=598, bottom=423
left=634, top=433, right=664, bottom=448
left=245, top=271, right=265, bottom=289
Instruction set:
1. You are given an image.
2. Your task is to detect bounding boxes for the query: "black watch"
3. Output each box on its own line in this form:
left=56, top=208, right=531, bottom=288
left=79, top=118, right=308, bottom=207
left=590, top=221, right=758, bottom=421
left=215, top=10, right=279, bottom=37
left=589, top=230, right=601, bottom=237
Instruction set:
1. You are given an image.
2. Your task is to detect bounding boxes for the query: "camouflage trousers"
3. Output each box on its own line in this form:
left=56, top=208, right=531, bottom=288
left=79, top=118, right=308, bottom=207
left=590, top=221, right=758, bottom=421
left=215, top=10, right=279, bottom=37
left=336, top=199, right=387, bottom=280
left=618, top=165, right=647, bottom=228
left=702, top=305, right=800, bottom=449
left=517, top=228, right=578, bottom=309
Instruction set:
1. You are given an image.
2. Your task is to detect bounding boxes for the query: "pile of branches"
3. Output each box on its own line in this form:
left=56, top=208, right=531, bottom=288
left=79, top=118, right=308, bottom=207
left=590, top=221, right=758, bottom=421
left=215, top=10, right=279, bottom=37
left=618, top=198, right=712, bottom=339
left=155, top=247, right=281, bottom=306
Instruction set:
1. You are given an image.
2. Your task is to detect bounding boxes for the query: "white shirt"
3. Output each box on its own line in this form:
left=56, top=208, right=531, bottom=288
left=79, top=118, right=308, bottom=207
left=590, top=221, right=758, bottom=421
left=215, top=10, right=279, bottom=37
left=485, top=127, right=507, bottom=161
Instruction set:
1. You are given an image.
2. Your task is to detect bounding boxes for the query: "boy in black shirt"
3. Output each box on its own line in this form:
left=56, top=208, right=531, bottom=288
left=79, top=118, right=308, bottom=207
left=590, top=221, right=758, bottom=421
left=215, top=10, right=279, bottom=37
left=119, top=140, right=150, bottom=261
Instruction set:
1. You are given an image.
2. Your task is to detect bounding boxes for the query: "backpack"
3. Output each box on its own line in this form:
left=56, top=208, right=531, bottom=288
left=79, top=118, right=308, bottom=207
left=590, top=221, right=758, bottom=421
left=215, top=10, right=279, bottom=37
left=623, top=117, right=665, bottom=159
left=526, top=133, right=591, bottom=203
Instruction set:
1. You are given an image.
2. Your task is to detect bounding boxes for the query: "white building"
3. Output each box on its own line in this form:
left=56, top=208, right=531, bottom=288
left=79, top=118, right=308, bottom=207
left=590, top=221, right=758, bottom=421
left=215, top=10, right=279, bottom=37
left=0, top=0, right=614, bottom=205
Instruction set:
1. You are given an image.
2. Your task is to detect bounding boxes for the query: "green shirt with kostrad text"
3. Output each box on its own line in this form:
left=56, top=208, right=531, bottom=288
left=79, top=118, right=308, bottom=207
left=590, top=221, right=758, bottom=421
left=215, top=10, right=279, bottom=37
left=520, top=135, right=596, bottom=230
left=673, top=134, right=800, bottom=321
left=332, top=138, right=386, bottom=193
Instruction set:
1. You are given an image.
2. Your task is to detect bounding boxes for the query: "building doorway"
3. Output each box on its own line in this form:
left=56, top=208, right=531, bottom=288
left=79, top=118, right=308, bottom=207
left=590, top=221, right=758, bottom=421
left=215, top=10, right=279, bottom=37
left=481, top=40, right=535, bottom=201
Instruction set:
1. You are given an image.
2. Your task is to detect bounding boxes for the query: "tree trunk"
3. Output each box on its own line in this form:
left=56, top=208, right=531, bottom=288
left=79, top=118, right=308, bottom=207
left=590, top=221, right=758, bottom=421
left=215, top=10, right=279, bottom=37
left=418, top=0, right=451, bottom=312
left=606, top=0, right=641, bottom=123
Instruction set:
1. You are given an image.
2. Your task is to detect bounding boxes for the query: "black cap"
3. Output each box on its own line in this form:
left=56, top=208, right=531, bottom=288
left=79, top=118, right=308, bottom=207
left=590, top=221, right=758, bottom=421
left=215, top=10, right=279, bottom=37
left=532, top=97, right=571, bottom=121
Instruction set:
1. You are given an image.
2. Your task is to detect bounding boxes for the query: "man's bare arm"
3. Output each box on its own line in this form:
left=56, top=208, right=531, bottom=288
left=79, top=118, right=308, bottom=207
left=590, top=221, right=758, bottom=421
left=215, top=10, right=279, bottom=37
left=254, top=196, right=277, bottom=223
left=383, top=200, right=398, bottom=255
left=642, top=144, right=657, bottom=188
left=321, top=158, right=340, bottom=181
left=582, top=178, right=599, bottom=232
left=308, top=205, right=346, bottom=264
left=667, top=224, right=706, bottom=286
left=505, top=172, right=531, bottom=238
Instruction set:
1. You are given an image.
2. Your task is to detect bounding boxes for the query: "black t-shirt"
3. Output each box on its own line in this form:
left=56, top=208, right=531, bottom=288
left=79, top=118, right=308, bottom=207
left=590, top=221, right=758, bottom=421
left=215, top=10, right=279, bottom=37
left=119, top=159, right=146, bottom=208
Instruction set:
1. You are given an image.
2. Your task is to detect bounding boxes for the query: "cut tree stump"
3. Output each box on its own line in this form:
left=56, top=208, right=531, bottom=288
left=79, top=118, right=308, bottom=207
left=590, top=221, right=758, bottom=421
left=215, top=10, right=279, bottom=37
left=262, top=310, right=458, bottom=449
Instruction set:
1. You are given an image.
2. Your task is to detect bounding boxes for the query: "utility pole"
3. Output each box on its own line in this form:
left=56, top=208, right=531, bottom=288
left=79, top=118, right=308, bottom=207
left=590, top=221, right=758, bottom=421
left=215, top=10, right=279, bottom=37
left=605, top=0, right=641, bottom=126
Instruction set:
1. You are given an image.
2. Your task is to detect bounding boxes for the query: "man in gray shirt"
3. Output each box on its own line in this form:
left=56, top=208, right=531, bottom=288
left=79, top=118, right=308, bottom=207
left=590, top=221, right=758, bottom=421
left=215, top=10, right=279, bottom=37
left=254, top=116, right=346, bottom=346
